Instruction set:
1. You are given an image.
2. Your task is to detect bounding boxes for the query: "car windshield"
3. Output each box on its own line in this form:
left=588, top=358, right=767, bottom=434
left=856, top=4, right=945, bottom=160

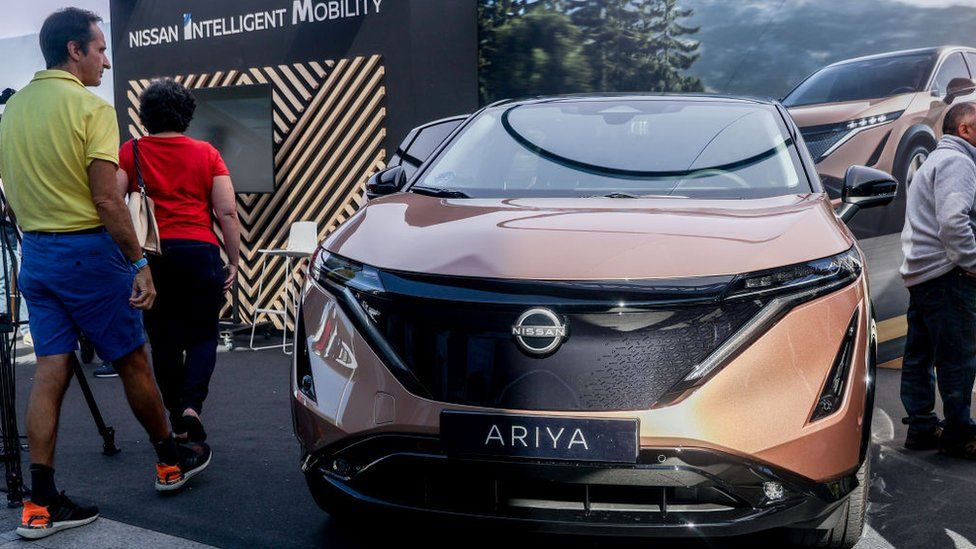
left=783, top=52, right=937, bottom=107
left=412, top=99, right=809, bottom=199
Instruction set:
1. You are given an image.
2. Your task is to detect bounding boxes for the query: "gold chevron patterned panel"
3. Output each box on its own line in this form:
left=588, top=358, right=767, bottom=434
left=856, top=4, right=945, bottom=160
left=125, top=55, right=386, bottom=329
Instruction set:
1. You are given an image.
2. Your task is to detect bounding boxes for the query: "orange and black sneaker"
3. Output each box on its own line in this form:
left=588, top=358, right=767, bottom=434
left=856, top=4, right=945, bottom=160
left=16, top=492, right=99, bottom=539
left=156, top=441, right=212, bottom=492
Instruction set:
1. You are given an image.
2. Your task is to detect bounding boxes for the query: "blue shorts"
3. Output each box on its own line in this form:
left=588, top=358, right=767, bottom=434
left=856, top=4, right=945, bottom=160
left=20, top=230, right=145, bottom=361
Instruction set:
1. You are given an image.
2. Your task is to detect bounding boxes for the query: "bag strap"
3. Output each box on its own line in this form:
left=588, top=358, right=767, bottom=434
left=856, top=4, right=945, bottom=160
left=132, top=138, right=147, bottom=196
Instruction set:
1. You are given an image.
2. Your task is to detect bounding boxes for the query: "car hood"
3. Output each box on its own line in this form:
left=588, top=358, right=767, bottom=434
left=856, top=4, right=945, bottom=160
left=787, top=93, right=915, bottom=128
left=323, top=193, right=853, bottom=280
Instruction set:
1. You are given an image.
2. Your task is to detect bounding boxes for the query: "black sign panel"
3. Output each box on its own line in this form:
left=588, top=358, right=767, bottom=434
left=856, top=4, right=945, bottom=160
left=109, top=0, right=478, bottom=153
left=441, top=411, right=639, bottom=463
left=112, top=1, right=403, bottom=75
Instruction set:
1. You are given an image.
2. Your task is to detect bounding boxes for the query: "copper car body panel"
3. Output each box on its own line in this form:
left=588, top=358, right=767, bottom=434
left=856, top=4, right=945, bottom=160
left=324, top=193, right=854, bottom=280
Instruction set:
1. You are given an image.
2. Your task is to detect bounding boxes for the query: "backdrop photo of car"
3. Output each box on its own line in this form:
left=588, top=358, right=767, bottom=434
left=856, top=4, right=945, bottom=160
left=477, top=0, right=976, bottom=363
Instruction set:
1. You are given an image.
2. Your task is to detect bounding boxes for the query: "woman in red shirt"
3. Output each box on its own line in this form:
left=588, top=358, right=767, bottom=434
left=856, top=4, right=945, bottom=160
left=118, top=79, right=240, bottom=444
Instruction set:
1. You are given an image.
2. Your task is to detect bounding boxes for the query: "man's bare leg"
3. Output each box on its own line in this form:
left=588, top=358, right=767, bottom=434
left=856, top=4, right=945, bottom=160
left=25, top=354, right=73, bottom=467
left=114, top=344, right=212, bottom=491
left=112, top=345, right=170, bottom=441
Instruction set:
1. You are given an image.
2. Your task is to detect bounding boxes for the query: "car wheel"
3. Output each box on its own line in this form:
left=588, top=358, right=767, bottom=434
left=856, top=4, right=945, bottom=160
left=785, top=446, right=870, bottom=548
left=895, top=142, right=931, bottom=186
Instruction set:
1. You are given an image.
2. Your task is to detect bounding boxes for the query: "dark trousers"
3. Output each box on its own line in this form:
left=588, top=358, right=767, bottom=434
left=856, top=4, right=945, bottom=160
left=901, top=268, right=976, bottom=439
left=144, top=239, right=225, bottom=418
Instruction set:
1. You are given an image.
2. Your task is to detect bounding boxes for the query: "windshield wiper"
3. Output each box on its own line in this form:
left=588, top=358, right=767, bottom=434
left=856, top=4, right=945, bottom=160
left=585, top=192, right=689, bottom=199
left=410, top=186, right=471, bottom=198
left=591, top=192, right=639, bottom=198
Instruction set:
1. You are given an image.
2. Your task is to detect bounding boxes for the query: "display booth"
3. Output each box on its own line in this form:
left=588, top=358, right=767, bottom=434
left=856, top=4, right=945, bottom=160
left=110, top=0, right=478, bottom=328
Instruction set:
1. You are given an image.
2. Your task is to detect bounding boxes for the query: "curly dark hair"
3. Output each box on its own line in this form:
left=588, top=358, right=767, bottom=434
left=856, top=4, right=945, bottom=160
left=40, top=8, right=103, bottom=69
left=138, top=79, right=196, bottom=134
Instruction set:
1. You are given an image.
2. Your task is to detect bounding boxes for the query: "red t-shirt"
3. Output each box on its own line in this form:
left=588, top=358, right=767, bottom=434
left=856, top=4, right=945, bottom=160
left=119, top=135, right=229, bottom=246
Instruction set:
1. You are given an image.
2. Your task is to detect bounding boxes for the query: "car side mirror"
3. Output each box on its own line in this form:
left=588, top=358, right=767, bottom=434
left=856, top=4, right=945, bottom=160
left=945, top=77, right=976, bottom=104
left=365, top=166, right=406, bottom=200
left=836, top=165, right=898, bottom=223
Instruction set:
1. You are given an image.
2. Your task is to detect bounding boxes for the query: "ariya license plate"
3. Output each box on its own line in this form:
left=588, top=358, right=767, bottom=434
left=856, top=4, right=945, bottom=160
left=440, top=411, right=639, bottom=463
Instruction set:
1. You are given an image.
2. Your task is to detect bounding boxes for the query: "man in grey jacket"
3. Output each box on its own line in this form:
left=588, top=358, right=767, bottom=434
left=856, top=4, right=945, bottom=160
left=900, top=101, right=976, bottom=458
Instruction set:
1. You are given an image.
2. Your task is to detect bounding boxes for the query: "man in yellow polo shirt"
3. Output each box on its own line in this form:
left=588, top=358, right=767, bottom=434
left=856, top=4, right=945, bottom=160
left=0, top=8, right=210, bottom=540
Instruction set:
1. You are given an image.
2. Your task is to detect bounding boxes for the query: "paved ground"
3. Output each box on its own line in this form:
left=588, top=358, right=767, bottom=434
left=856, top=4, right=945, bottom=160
left=0, top=338, right=974, bottom=548
left=0, top=513, right=214, bottom=548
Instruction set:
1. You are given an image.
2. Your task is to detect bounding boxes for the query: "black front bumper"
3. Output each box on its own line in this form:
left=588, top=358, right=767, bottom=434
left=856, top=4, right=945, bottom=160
left=302, top=435, right=858, bottom=537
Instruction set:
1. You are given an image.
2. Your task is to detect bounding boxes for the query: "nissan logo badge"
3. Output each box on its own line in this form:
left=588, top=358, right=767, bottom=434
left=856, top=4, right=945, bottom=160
left=512, top=308, right=568, bottom=356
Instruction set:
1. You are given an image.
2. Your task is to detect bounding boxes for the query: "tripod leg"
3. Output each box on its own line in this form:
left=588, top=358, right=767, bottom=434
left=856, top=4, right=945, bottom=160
left=0, top=197, right=26, bottom=505
left=69, top=355, right=120, bottom=456
left=0, top=327, right=24, bottom=507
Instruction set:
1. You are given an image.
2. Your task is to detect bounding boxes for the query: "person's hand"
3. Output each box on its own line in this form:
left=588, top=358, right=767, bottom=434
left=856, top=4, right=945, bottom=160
left=223, top=264, right=238, bottom=292
left=130, top=266, right=156, bottom=310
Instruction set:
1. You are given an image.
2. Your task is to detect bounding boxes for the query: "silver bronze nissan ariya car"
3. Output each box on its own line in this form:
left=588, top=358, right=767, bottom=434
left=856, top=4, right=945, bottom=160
left=291, top=95, right=897, bottom=547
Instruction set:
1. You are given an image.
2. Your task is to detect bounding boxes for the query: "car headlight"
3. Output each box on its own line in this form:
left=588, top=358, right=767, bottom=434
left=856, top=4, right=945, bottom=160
left=843, top=110, right=903, bottom=131
left=310, top=248, right=385, bottom=294
left=683, top=247, right=862, bottom=383
left=801, top=111, right=904, bottom=161
left=308, top=249, right=430, bottom=397
left=724, top=247, right=862, bottom=300
left=310, top=248, right=386, bottom=325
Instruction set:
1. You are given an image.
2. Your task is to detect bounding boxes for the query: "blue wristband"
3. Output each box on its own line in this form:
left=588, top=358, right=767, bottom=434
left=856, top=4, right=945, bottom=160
left=132, top=256, right=148, bottom=270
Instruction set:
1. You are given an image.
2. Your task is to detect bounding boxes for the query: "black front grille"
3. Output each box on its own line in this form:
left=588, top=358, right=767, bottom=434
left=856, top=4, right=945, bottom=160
left=800, top=127, right=850, bottom=161
left=350, top=272, right=764, bottom=411
left=353, top=456, right=747, bottom=522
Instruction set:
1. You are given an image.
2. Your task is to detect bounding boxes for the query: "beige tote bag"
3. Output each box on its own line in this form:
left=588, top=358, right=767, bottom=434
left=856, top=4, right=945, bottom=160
left=127, top=138, right=161, bottom=254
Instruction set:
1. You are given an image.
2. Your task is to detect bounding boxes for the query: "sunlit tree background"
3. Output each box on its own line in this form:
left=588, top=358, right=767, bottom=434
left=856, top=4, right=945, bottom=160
left=479, top=0, right=704, bottom=103
left=480, top=0, right=976, bottom=104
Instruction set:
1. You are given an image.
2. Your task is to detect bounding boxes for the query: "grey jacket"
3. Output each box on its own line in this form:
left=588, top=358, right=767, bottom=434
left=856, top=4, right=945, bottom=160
left=900, top=135, right=976, bottom=287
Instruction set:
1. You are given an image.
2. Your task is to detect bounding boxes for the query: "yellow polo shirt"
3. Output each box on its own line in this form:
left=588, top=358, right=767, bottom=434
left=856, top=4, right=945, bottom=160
left=0, top=70, right=119, bottom=232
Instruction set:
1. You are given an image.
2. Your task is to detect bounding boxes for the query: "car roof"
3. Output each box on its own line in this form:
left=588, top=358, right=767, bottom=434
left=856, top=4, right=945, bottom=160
left=487, top=93, right=777, bottom=109
left=827, top=46, right=976, bottom=67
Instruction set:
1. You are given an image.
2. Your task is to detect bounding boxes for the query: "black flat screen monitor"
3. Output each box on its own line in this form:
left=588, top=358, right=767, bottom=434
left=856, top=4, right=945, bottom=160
left=185, top=84, right=274, bottom=194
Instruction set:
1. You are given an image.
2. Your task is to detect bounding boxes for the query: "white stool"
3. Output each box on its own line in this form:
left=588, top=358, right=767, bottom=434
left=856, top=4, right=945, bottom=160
left=250, top=221, right=318, bottom=353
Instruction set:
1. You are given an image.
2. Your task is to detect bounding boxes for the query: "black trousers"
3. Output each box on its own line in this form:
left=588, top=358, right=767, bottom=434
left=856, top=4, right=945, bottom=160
left=144, top=239, right=225, bottom=418
left=901, top=268, right=976, bottom=439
